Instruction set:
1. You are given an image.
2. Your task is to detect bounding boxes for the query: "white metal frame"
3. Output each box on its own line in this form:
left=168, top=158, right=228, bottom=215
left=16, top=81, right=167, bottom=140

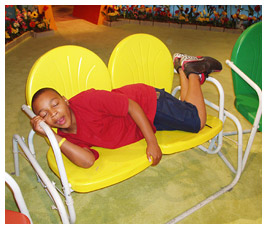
left=167, top=61, right=262, bottom=223
left=13, top=109, right=76, bottom=224
left=5, top=172, right=33, bottom=224
left=12, top=64, right=261, bottom=223
left=167, top=76, right=243, bottom=223
left=226, top=60, right=262, bottom=170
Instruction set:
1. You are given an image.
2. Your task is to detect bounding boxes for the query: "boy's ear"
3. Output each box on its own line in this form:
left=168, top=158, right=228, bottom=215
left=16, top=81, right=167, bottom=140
left=62, top=96, right=69, bottom=105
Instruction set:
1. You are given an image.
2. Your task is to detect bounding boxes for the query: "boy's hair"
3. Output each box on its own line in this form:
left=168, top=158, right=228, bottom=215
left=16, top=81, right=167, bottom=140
left=31, top=88, right=61, bottom=112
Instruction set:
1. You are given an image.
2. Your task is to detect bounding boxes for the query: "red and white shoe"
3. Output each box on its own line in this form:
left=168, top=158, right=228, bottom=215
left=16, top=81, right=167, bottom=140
left=173, top=53, right=222, bottom=84
left=173, top=53, right=204, bottom=72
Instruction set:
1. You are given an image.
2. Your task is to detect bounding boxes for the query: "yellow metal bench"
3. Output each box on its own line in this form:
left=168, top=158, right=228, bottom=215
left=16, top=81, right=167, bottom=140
left=13, top=34, right=246, bottom=224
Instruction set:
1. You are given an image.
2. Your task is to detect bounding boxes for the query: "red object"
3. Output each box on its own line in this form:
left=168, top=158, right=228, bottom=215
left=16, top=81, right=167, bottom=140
left=254, top=5, right=261, bottom=13
left=58, top=84, right=157, bottom=151
left=5, top=210, right=31, bottom=224
left=29, top=21, right=36, bottom=28
left=72, top=5, right=101, bottom=24
left=43, top=5, right=49, bottom=11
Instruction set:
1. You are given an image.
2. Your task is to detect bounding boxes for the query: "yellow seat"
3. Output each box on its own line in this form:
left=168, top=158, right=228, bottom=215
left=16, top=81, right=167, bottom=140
left=108, top=33, right=174, bottom=92
left=47, top=141, right=150, bottom=192
left=156, top=115, right=222, bottom=153
left=108, top=34, right=223, bottom=154
left=26, top=45, right=152, bottom=193
left=26, top=45, right=112, bottom=105
left=47, top=114, right=221, bottom=193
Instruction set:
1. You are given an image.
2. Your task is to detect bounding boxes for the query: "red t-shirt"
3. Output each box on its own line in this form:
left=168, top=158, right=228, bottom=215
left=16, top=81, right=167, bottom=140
left=57, top=83, right=157, bottom=160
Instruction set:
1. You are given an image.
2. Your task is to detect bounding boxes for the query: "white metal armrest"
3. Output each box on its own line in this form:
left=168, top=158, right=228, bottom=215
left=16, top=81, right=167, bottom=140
left=20, top=105, right=76, bottom=224
left=21, top=105, right=70, bottom=189
left=226, top=60, right=262, bottom=170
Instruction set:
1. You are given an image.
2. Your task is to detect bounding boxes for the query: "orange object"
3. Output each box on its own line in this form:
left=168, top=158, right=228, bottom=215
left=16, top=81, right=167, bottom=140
left=5, top=209, right=31, bottom=224
left=72, top=5, right=106, bottom=25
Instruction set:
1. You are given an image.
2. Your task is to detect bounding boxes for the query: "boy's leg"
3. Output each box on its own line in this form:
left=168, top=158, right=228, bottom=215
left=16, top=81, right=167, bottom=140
left=182, top=71, right=207, bottom=129
left=178, top=68, right=189, bottom=101
left=174, top=55, right=188, bottom=101
left=174, top=64, right=205, bottom=129
left=155, top=53, right=221, bottom=132
left=173, top=53, right=222, bottom=129
left=177, top=69, right=205, bottom=128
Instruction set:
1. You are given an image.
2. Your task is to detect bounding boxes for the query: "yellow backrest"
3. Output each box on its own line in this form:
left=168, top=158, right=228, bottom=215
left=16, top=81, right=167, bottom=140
left=26, top=45, right=112, bottom=106
left=108, top=33, right=174, bottom=92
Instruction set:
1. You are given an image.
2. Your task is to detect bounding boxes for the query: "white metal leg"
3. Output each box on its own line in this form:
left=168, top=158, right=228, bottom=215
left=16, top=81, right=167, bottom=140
left=167, top=109, right=243, bottom=223
left=12, top=134, right=71, bottom=224
left=13, top=138, right=20, bottom=177
left=217, top=151, right=237, bottom=174
left=223, top=130, right=252, bottom=136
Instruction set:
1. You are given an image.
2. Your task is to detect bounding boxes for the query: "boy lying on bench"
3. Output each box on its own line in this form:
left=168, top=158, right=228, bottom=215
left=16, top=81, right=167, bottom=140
left=30, top=54, right=222, bottom=169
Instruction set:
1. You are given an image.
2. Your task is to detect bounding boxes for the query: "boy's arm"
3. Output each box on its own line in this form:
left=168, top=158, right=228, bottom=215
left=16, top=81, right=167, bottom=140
left=31, top=116, right=96, bottom=168
left=53, top=133, right=96, bottom=168
left=128, top=99, right=162, bottom=166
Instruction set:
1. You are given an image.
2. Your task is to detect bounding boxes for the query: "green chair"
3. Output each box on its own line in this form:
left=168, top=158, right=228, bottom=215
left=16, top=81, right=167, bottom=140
left=230, top=22, right=262, bottom=131
left=226, top=21, right=262, bottom=171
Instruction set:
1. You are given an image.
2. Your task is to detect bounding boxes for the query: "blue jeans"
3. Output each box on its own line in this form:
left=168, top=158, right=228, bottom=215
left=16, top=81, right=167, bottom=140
left=153, top=88, right=201, bottom=133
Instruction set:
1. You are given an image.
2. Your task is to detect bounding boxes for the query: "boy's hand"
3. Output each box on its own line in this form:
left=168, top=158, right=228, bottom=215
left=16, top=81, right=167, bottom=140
left=30, top=115, right=48, bottom=136
left=128, top=98, right=162, bottom=166
left=146, top=142, right=162, bottom=166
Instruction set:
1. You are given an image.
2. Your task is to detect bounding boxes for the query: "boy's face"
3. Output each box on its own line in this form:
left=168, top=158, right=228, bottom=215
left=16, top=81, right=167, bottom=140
left=32, top=90, right=73, bottom=130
